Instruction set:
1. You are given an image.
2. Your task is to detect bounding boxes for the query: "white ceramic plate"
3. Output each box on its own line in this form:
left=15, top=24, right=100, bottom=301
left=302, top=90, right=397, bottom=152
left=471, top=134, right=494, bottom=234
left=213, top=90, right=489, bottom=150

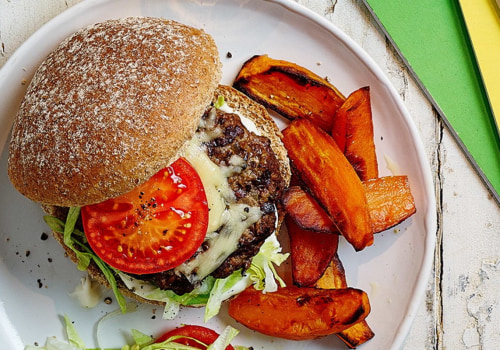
left=0, top=0, right=436, bottom=349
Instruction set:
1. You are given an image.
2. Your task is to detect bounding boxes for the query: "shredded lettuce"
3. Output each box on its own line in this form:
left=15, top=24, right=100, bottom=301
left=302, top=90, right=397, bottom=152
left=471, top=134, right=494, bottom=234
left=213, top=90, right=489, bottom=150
left=44, top=208, right=90, bottom=271
left=246, top=233, right=288, bottom=292
left=25, top=315, right=88, bottom=350
left=44, top=208, right=128, bottom=314
left=214, top=95, right=225, bottom=109
left=204, top=270, right=251, bottom=322
left=117, top=233, right=288, bottom=322
left=129, top=329, right=154, bottom=347
left=25, top=316, right=248, bottom=350
left=44, top=208, right=289, bottom=321
left=204, top=233, right=288, bottom=321
left=117, top=273, right=216, bottom=320
left=206, top=326, right=239, bottom=350
left=96, top=303, right=138, bottom=349
left=64, top=315, right=86, bottom=349
left=25, top=337, right=84, bottom=350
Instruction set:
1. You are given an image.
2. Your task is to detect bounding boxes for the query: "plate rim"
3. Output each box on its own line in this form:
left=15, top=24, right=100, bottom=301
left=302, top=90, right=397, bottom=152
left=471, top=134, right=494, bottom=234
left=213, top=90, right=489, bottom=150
left=0, top=1, right=437, bottom=349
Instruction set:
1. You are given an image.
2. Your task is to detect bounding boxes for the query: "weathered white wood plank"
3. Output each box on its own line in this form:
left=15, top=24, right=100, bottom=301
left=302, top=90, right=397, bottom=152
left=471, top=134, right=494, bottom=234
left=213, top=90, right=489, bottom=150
left=440, top=127, right=500, bottom=349
left=0, top=0, right=81, bottom=66
left=1, top=1, right=499, bottom=349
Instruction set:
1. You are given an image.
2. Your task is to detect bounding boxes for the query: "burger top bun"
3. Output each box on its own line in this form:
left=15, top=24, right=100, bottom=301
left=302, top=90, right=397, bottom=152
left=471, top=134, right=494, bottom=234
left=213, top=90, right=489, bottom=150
left=8, top=17, right=222, bottom=207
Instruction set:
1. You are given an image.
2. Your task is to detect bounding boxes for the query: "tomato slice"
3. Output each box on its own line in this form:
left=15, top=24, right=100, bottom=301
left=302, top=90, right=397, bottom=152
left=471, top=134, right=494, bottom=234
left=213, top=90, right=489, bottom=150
left=81, top=158, right=209, bottom=275
left=155, top=325, right=235, bottom=350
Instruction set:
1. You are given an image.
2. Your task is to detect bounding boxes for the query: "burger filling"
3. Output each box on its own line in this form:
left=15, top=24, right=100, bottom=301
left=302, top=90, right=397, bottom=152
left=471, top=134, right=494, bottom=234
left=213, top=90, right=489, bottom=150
left=44, top=100, right=288, bottom=319
left=137, top=104, right=286, bottom=294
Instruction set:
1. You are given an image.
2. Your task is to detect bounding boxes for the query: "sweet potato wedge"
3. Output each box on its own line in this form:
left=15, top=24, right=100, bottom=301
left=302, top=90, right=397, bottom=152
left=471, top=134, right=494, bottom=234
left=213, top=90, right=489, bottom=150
left=363, top=175, right=416, bottom=233
left=233, top=54, right=345, bottom=131
left=314, top=253, right=348, bottom=289
left=337, top=321, right=376, bottom=349
left=315, top=257, right=375, bottom=348
left=284, top=177, right=416, bottom=234
left=333, top=86, right=378, bottom=180
left=282, top=118, right=373, bottom=251
left=228, top=285, right=371, bottom=340
left=331, top=96, right=348, bottom=152
left=285, top=216, right=339, bottom=287
left=314, top=252, right=347, bottom=289
left=282, top=186, right=338, bottom=233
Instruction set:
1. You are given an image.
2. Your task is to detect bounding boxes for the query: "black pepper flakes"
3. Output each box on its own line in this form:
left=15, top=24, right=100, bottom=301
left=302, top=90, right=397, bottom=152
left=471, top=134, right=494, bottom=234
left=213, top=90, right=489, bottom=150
left=40, top=232, right=49, bottom=241
left=104, top=297, right=113, bottom=304
left=226, top=51, right=233, bottom=58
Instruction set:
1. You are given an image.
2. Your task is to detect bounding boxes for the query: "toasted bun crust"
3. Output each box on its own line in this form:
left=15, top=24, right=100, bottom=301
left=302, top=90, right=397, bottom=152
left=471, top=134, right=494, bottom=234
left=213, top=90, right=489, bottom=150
left=213, top=85, right=291, bottom=188
left=43, top=86, right=291, bottom=306
left=8, top=17, right=222, bottom=207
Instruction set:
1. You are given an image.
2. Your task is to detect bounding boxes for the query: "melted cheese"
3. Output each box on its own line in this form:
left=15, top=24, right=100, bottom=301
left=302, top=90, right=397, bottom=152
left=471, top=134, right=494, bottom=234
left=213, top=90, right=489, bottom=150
left=175, top=107, right=263, bottom=284
left=177, top=203, right=261, bottom=282
left=182, top=137, right=233, bottom=232
left=119, top=104, right=269, bottom=295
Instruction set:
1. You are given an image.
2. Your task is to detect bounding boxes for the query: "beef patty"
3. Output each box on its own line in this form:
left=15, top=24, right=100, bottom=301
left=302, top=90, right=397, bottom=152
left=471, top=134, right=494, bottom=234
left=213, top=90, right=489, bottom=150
left=140, top=107, right=286, bottom=295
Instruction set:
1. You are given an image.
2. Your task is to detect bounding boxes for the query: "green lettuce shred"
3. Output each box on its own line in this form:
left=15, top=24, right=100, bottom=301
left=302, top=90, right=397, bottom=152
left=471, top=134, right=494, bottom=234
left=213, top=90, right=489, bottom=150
left=25, top=316, right=248, bottom=350
left=43, top=208, right=128, bottom=313
left=43, top=207, right=289, bottom=321
left=246, top=234, right=288, bottom=292
left=204, top=269, right=251, bottom=322
left=204, top=233, right=288, bottom=321
left=214, top=95, right=225, bottom=109
left=64, top=314, right=86, bottom=349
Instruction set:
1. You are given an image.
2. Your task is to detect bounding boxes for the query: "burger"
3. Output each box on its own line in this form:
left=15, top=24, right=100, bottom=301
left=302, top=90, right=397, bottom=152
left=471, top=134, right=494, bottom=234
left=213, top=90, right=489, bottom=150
left=7, top=17, right=290, bottom=319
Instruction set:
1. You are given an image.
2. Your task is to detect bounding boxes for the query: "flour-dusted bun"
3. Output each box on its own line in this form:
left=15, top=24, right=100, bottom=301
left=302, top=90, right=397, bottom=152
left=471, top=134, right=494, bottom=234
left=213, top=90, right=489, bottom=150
left=8, top=17, right=222, bottom=207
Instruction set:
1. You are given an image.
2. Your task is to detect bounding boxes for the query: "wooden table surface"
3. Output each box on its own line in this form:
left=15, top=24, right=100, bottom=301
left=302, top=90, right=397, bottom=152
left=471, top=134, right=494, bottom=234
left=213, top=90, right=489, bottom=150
left=1, top=0, right=499, bottom=349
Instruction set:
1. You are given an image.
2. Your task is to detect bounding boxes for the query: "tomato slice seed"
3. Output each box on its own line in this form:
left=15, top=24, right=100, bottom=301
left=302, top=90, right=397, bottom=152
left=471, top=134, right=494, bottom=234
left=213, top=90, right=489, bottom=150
left=81, top=158, right=209, bottom=275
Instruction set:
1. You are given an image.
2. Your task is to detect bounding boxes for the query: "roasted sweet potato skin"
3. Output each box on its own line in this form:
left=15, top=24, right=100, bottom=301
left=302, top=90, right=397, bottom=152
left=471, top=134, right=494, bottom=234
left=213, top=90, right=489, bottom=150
left=315, top=258, right=375, bottom=348
left=337, top=321, right=376, bottom=349
left=228, top=286, right=371, bottom=341
left=333, top=87, right=378, bottom=181
left=363, top=175, right=416, bottom=233
left=284, top=177, right=416, bottom=234
left=282, top=118, right=373, bottom=251
left=233, top=54, right=345, bottom=131
left=315, top=254, right=347, bottom=289
left=282, top=186, right=338, bottom=233
left=286, top=216, right=339, bottom=287
left=230, top=55, right=418, bottom=347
